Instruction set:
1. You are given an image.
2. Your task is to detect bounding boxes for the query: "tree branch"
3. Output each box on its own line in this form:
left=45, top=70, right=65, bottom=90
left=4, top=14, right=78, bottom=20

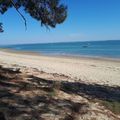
left=10, top=0, right=27, bottom=30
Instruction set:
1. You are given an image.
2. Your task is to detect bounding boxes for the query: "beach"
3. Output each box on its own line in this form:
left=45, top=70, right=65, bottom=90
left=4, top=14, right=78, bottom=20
left=1, top=0, right=120, bottom=119
left=0, top=49, right=120, bottom=119
left=0, top=49, right=120, bottom=86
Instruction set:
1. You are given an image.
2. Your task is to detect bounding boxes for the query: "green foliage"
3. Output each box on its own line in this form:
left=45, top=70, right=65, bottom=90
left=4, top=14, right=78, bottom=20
left=101, top=100, right=120, bottom=115
left=0, top=0, right=67, bottom=32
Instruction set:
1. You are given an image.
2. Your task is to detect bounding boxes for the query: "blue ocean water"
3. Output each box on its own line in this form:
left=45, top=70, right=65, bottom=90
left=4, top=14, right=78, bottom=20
left=1, top=40, right=120, bottom=58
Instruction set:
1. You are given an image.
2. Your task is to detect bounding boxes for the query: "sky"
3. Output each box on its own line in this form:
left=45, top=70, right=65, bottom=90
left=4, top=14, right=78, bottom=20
left=0, top=0, right=120, bottom=45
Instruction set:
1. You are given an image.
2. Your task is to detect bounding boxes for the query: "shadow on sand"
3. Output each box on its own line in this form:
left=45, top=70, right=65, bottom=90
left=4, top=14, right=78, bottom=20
left=30, top=76, right=120, bottom=102
left=0, top=66, right=120, bottom=119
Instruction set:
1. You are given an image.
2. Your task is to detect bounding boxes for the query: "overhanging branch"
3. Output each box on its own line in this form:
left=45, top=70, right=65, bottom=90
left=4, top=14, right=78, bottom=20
left=10, top=0, right=27, bottom=30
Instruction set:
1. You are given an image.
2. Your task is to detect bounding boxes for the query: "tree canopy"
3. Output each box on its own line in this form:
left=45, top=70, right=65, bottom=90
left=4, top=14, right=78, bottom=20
left=0, top=0, right=67, bottom=32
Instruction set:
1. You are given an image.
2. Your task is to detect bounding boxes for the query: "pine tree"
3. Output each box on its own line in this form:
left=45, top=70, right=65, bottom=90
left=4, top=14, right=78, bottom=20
left=0, top=0, right=67, bottom=32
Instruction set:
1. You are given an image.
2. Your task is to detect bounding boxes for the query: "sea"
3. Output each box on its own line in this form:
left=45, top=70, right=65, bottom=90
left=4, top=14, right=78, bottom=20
left=1, top=40, right=120, bottom=58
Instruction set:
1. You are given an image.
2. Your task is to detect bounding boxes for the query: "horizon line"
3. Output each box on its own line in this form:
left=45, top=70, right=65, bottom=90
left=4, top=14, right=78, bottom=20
left=0, top=39, right=120, bottom=46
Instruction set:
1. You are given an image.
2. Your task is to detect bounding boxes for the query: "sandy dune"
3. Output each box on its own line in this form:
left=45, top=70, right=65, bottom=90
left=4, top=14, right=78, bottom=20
left=0, top=50, right=120, bottom=86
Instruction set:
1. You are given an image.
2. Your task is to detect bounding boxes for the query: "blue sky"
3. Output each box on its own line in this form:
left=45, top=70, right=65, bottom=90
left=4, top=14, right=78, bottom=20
left=0, top=0, right=120, bottom=45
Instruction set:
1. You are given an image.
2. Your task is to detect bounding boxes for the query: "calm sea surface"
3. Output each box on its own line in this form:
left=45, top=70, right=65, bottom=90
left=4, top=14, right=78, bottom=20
left=1, top=40, right=120, bottom=58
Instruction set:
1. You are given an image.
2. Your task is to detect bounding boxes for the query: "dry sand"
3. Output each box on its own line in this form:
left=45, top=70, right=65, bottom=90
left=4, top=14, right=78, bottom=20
left=0, top=50, right=120, bottom=86
left=0, top=49, right=120, bottom=120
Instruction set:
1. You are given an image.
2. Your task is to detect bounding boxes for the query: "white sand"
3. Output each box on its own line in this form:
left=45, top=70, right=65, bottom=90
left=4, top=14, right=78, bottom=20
left=0, top=50, right=120, bottom=86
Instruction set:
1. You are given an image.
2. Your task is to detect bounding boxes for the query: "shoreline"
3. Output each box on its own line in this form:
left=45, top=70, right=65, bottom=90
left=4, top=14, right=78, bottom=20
left=0, top=48, right=120, bottom=63
left=0, top=48, right=120, bottom=86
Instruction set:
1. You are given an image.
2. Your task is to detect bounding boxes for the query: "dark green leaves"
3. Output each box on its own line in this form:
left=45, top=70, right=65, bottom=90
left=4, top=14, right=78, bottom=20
left=0, top=0, right=67, bottom=32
